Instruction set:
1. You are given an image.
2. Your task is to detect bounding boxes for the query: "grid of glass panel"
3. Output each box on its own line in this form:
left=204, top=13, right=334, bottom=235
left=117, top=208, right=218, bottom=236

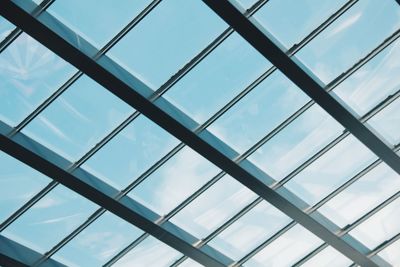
left=1, top=0, right=400, bottom=266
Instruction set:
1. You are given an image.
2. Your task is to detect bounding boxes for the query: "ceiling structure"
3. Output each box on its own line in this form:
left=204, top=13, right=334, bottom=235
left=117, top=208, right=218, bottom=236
left=0, top=0, right=400, bottom=266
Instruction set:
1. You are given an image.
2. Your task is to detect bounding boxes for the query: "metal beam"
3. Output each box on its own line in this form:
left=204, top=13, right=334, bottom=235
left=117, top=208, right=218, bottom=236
left=201, top=0, right=400, bottom=176
left=0, top=1, right=379, bottom=266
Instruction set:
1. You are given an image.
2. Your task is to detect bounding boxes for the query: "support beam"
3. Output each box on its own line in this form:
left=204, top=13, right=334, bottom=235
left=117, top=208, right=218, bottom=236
left=0, top=1, right=379, bottom=266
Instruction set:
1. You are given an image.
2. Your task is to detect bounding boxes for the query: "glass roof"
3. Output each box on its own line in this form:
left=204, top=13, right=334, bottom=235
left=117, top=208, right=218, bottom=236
left=0, top=0, right=400, bottom=266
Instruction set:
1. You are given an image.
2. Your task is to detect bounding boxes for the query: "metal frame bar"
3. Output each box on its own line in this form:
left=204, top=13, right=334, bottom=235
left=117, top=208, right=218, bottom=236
left=0, top=1, right=380, bottom=266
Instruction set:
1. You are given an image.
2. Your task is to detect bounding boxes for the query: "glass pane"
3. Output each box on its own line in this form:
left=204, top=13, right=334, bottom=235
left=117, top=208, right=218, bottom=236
left=82, top=115, right=179, bottom=190
left=248, top=104, right=343, bottom=181
left=47, top=0, right=151, bottom=48
left=245, top=225, right=323, bottom=267
left=367, top=97, right=400, bottom=146
left=318, top=163, right=400, bottom=228
left=301, top=246, right=352, bottom=267
left=113, top=236, right=182, bottom=267
left=53, top=211, right=143, bottom=267
left=107, top=0, right=227, bottom=89
left=208, top=201, right=291, bottom=260
left=128, top=146, right=220, bottom=215
left=296, top=0, right=400, bottom=84
left=208, top=70, right=309, bottom=154
left=349, top=197, right=400, bottom=249
left=285, top=135, right=377, bottom=206
left=0, top=152, right=49, bottom=223
left=254, top=0, right=347, bottom=49
left=0, top=17, right=14, bottom=42
left=170, top=175, right=257, bottom=239
left=179, top=258, right=203, bottom=267
left=377, top=238, right=400, bottom=266
left=0, top=33, right=76, bottom=127
left=2, top=185, right=98, bottom=253
left=333, top=39, right=400, bottom=116
left=22, top=75, right=133, bottom=162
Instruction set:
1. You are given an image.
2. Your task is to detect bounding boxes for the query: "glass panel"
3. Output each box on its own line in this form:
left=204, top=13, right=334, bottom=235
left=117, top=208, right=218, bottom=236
left=22, top=75, right=133, bottom=162
left=179, top=258, right=203, bottom=267
left=377, top=238, right=400, bottom=267
left=52, top=211, right=143, bottom=267
left=170, top=175, right=257, bottom=239
left=349, top=197, right=400, bottom=249
left=285, top=135, right=377, bottom=206
left=296, top=0, right=400, bottom=84
left=0, top=33, right=76, bottom=127
left=0, top=152, right=49, bottom=223
left=301, top=246, right=352, bottom=267
left=367, top=97, right=400, bottom=146
left=2, top=185, right=98, bottom=253
left=107, top=0, right=227, bottom=89
left=208, top=201, right=291, bottom=260
left=0, top=17, right=14, bottom=42
left=318, top=163, right=400, bottom=228
left=164, top=32, right=272, bottom=124
left=113, top=236, right=182, bottom=267
left=245, top=225, right=323, bottom=267
left=208, top=70, right=309, bottom=154
left=47, top=0, right=151, bottom=48
left=254, top=0, right=347, bottom=49
left=82, top=115, right=179, bottom=190
left=128, top=146, right=220, bottom=215
left=248, top=104, right=343, bottom=181
left=333, top=39, right=400, bottom=116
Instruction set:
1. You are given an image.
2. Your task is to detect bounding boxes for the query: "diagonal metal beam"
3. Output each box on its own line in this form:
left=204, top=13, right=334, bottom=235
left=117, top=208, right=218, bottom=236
left=201, top=0, right=400, bottom=176
left=0, top=1, right=379, bottom=266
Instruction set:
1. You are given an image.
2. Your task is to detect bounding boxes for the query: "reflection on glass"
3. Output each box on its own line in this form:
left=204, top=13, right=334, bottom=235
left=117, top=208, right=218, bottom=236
left=0, top=17, right=14, bottom=42
left=319, top=163, right=400, bottom=228
left=254, top=0, right=346, bottom=49
left=164, top=32, right=272, bottom=124
left=377, top=238, right=400, bottom=266
left=107, top=0, right=227, bottom=89
left=47, top=0, right=150, bottom=48
left=22, top=75, right=133, bottom=162
left=333, top=39, right=400, bottom=116
left=296, top=0, right=400, bottom=84
left=349, top=197, right=400, bottom=249
left=0, top=152, right=49, bottom=223
left=113, top=236, right=182, bottom=267
left=82, top=115, right=179, bottom=190
left=245, top=225, right=322, bottom=267
left=285, top=135, right=377, bottom=206
left=248, top=104, right=343, bottom=181
left=128, top=147, right=220, bottom=215
left=2, top=185, right=98, bottom=253
left=53, top=211, right=143, bottom=267
left=208, top=201, right=290, bottom=260
left=170, top=175, right=257, bottom=239
left=0, top=33, right=76, bottom=127
left=179, top=258, right=203, bottom=267
left=301, top=246, right=351, bottom=267
left=208, top=70, right=309, bottom=154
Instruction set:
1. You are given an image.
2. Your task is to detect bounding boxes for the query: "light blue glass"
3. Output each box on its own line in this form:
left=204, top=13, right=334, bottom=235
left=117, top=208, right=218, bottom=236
left=47, top=0, right=151, bottom=48
left=254, top=0, right=347, bottom=49
left=0, top=33, right=76, bottom=127
left=2, top=185, right=98, bottom=253
left=164, top=32, right=272, bottom=124
left=333, top=39, right=400, bottom=116
left=207, top=70, right=309, bottom=154
left=377, top=239, right=400, bottom=267
left=113, top=236, right=182, bottom=267
left=0, top=17, right=14, bottom=42
left=53, top=211, right=144, bottom=267
left=170, top=175, right=257, bottom=239
left=319, top=162, right=400, bottom=228
left=248, top=104, right=343, bottom=181
left=285, top=135, right=377, bottom=206
left=128, top=146, right=220, bottom=215
left=22, top=75, right=133, bottom=162
left=179, top=258, right=203, bottom=267
left=208, top=201, right=291, bottom=260
left=301, top=246, right=351, bottom=267
left=107, top=0, right=227, bottom=89
left=296, top=0, right=400, bottom=84
left=245, top=225, right=322, bottom=267
left=82, top=115, right=179, bottom=190
left=0, top=152, right=49, bottom=223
